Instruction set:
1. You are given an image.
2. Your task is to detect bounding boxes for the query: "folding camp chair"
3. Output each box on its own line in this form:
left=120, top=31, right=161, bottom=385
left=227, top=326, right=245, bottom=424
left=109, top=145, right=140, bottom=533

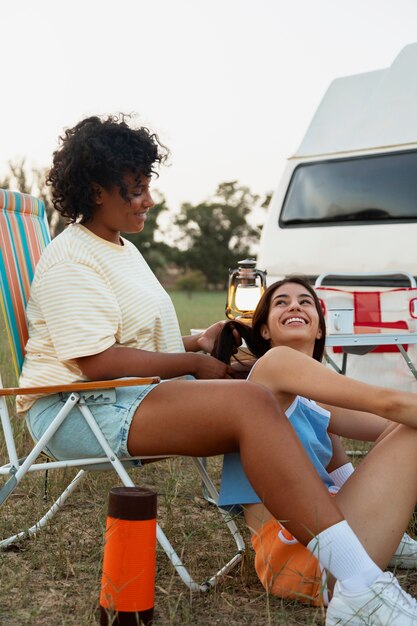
left=315, top=271, right=417, bottom=390
left=0, top=189, right=244, bottom=592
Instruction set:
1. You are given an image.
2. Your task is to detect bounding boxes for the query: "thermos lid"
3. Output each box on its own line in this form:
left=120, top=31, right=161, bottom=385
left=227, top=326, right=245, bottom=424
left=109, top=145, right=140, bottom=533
left=108, top=486, right=157, bottom=521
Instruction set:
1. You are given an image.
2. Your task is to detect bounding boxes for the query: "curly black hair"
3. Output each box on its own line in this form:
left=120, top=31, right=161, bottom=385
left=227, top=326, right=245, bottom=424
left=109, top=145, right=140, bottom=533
left=46, top=113, right=169, bottom=222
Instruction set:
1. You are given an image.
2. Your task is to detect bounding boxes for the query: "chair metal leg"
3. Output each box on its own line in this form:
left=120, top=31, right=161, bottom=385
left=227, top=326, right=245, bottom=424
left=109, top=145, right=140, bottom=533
left=199, top=457, right=217, bottom=505
left=0, top=469, right=86, bottom=549
left=398, top=344, right=417, bottom=380
left=192, top=457, right=245, bottom=584
left=0, top=395, right=80, bottom=507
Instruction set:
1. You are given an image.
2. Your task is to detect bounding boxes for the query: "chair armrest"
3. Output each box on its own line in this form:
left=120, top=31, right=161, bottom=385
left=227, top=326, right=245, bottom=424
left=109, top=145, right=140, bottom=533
left=0, top=376, right=160, bottom=397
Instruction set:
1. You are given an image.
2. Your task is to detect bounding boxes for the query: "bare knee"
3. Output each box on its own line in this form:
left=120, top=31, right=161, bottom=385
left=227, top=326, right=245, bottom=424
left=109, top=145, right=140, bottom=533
left=227, top=381, right=284, bottom=433
left=240, top=380, right=280, bottom=411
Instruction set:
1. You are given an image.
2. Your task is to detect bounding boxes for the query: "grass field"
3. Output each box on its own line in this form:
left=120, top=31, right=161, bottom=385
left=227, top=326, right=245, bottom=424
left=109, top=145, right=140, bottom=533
left=169, top=290, right=228, bottom=335
left=0, top=291, right=416, bottom=625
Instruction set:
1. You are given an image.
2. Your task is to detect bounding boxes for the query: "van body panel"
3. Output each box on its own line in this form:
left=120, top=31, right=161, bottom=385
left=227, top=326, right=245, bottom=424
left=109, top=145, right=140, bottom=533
left=258, top=44, right=417, bottom=285
left=258, top=161, right=417, bottom=282
left=258, top=151, right=417, bottom=283
left=295, top=43, right=417, bottom=157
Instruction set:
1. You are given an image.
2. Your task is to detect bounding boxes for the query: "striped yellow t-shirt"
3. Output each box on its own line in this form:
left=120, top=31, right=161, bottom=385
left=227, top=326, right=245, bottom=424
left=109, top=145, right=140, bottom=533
left=17, top=224, right=184, bottom=414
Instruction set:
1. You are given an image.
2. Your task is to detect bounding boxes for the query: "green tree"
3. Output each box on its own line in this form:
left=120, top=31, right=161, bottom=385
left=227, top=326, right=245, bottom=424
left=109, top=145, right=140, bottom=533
left=174, top=269, right=206, bottom=297
left=174, top=181, right=261, bottom=287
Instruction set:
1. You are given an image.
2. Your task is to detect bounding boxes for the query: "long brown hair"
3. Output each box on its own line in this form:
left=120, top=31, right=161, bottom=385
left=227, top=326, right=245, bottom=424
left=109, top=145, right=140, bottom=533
left=212, top=274, right=326, bottom=364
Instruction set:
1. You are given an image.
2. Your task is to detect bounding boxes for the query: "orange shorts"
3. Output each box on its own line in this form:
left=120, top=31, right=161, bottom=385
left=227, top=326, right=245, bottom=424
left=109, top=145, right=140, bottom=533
left=251, top=518, right=329, bottom=607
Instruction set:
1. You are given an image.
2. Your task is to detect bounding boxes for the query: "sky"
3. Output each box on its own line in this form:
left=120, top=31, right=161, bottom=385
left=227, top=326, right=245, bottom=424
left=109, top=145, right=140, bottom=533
left=2, top=0, right=417, bottom=218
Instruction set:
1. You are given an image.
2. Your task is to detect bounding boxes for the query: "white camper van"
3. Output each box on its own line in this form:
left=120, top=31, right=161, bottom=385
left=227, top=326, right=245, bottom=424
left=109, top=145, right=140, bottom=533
left=257, top=43, right=417, bottom=390
left=258, top=43, right=417, bottom=286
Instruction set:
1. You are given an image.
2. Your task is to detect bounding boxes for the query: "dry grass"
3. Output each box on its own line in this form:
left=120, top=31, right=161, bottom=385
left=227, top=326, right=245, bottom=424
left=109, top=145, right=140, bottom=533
left=0, top=461, right=328, bottom=626
left=1, top=453, right=416, bottom=626
left=0, top=458, right=320, bottom=626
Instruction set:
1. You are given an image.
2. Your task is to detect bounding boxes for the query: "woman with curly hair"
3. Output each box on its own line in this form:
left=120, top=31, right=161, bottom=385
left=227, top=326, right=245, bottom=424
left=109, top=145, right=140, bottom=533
left=214, top=275, right=417, bottom=618
left=17, top=114, right=417, bottom=625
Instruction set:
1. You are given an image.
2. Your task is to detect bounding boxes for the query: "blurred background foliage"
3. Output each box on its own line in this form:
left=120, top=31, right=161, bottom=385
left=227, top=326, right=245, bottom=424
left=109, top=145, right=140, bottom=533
left=1, top=161, right=270, bottom=292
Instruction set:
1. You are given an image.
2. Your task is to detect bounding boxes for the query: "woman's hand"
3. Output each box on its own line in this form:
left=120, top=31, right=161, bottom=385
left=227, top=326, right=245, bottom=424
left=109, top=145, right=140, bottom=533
left=191, top=353, right=235, bottom=379
left=197, top=321, right=242, bottom=354
left=231, top=358, right=257, bottom=379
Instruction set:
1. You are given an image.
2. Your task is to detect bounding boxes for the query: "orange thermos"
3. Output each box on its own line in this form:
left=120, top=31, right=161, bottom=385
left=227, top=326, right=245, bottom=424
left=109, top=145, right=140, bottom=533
left=100, top=487, right=157, bottom=626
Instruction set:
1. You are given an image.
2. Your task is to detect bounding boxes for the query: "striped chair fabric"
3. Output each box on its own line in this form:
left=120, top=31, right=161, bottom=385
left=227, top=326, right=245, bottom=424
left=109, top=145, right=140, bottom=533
left=0, top=189, right=51, bottom=379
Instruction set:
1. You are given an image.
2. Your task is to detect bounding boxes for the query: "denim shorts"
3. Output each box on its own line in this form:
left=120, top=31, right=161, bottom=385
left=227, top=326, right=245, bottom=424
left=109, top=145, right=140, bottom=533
left=25, top=383, right=158, bottom=461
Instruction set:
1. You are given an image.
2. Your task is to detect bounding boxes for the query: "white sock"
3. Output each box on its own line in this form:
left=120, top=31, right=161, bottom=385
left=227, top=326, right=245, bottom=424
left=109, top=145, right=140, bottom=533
left=307, top=520, right=382, bottom=592
left=329, top=462, right=354, bottom=488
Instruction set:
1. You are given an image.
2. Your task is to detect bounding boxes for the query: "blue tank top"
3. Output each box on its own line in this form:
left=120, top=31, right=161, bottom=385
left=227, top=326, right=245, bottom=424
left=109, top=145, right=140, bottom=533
left=218, top=395, right=334, bottom=508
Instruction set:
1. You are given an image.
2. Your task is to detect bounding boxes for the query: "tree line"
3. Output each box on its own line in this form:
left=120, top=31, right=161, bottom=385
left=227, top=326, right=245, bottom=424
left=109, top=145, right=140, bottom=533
left=0, top=161, right=270, bottom=290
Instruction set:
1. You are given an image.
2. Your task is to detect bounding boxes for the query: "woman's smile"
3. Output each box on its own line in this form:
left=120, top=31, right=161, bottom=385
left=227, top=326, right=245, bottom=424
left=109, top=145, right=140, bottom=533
left=132, top=209, right=149, bottom=223
left=283, top=316, right=308, bottom=326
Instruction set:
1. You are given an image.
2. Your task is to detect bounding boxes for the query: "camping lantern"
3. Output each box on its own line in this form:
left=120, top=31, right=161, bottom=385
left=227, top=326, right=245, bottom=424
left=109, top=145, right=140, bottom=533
left=226, top=259, right=267, bottom=322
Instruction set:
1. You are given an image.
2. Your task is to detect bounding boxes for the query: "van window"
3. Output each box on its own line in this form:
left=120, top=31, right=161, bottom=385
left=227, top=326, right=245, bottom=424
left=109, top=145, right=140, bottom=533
left=280, top=150, right=417, bottom=227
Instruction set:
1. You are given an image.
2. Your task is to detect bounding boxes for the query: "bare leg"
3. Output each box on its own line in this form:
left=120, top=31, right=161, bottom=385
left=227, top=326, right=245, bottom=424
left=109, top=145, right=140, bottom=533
left=327, top=434, right=350, bottom=473
left=335, top=423, right=417, bottom=569
left=243, top=437, right=350, bottom=536
left=243, top=503, right=273, bottom=533
left=127, top=379, right=343, bottom=544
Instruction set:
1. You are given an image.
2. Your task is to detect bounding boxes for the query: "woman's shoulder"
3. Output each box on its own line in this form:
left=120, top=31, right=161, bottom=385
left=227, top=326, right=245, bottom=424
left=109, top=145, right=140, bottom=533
left=38, top=224, right=76, bottom=263
left=35, top=224, right=104, bottom=275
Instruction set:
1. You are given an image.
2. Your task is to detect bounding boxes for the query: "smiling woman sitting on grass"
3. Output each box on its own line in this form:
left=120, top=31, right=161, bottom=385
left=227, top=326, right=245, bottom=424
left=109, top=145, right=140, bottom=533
left=213, top=275, right=417, bottom=620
